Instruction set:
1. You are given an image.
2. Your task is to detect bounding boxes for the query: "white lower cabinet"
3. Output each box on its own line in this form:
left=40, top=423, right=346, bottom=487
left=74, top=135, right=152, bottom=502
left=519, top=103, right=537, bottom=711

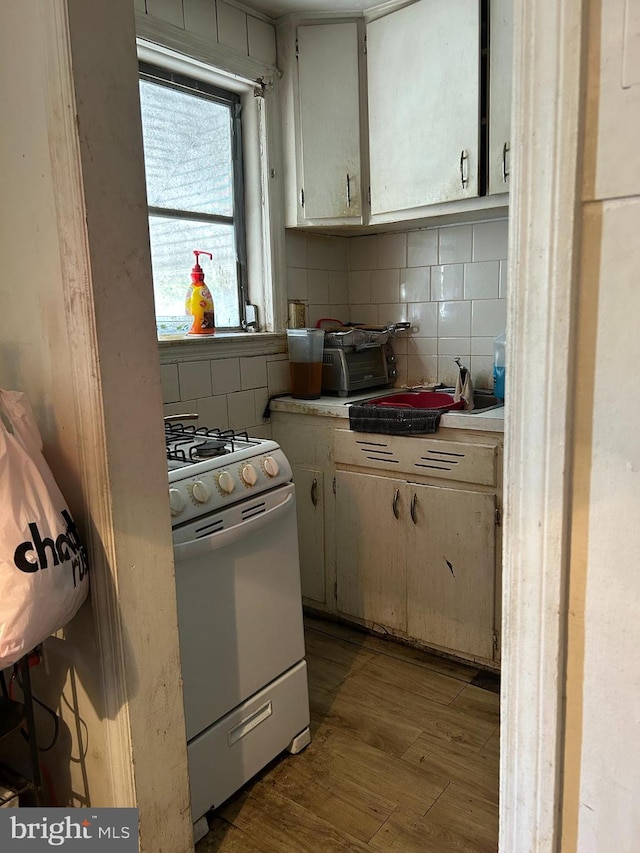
left=335, top=473, right=496, bottom=661
left=334, top=428, right=502, bottom=666
left=335, top=472, right=407, bottom=630
left=272, top=409, right=502, bottom=667
left=271, top=412, right=336, bottom=613
left=291, top=465, right=325, bottom=604
left=405, top=483, right=496, bottom=661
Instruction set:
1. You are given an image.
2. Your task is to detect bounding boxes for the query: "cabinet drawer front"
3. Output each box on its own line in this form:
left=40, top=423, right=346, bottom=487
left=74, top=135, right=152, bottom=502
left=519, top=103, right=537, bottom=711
left=335, top=429, right=498, bottom=486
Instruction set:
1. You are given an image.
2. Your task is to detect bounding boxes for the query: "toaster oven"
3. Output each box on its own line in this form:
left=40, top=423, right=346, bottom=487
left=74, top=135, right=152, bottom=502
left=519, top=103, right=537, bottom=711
left=321, top=345, right=394, bottom=397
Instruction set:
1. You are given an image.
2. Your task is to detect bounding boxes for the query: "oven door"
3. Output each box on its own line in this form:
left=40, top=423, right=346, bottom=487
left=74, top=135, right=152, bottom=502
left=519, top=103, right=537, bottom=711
left=173, top=482, right=306, bottom=742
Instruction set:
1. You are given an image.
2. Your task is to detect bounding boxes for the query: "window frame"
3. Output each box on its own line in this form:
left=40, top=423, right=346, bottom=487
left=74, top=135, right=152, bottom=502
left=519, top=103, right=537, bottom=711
left=138, top=61, right=249, bottom=332
left=135, top=32, right=287, bottom=343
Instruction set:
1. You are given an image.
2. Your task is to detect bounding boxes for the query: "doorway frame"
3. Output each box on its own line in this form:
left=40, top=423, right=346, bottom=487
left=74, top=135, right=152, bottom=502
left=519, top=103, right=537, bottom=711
left=500, top=0, right=585, bottom=849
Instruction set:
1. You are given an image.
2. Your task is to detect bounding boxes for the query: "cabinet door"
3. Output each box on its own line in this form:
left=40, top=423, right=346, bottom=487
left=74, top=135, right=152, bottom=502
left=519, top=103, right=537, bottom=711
left=297, top=23, right=362, bottom=222
left=367, top=0, right=480, bottom=216
left=292, top=466, right=325, bottom=604
left=335, top=471, right=406, bottom=631
left=406, top=484, right=495, bottom=660
left=488, top=0, right=513, bottom=194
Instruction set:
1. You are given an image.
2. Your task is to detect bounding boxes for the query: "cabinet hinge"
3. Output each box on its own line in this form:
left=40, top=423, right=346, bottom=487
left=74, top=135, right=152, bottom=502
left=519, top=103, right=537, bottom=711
left=363, top=34, right=367, bottom=55
left=295, top=38, right=299, bottom=60
left=493, top=632, right=499, bottom=656
left=333, top=581, right=338, bottom=601
left=367, top=186, right=371, bottom=205
left=300, top=188, right=305, bottom=208
left=332, top=476, right=336, bottom=495
left=495, top=507, right=502, bottom=526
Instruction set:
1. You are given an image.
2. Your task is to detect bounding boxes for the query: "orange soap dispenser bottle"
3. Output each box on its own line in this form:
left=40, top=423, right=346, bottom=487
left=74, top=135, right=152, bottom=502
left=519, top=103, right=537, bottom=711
left=185, top=250, right=215, bottom=335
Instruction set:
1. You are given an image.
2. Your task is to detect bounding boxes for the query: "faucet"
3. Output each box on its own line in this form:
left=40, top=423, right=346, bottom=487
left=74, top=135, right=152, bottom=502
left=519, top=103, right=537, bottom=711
left=454, top=357, right=468, bottom=384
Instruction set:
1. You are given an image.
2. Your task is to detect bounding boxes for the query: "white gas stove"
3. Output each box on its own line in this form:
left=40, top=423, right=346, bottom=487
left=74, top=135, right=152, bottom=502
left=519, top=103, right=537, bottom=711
left=165, top=420, right=311, bottom=840
left=166, top=422, right=293, bottom=525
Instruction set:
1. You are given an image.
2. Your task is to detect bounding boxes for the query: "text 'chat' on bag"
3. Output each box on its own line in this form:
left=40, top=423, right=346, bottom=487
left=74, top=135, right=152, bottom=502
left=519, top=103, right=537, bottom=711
left=0, top=389, right=89, bottom=670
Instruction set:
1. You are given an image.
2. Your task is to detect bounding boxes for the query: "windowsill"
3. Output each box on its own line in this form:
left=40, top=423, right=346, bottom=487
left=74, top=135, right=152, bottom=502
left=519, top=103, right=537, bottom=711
left=158, top=331, right=286, bottom=363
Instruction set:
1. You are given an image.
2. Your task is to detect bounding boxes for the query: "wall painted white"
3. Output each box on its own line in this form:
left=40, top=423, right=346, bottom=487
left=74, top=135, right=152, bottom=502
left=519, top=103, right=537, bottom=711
left=561, top=0, right=640, bottom=849
left=0, top=2, right=193, bottom=850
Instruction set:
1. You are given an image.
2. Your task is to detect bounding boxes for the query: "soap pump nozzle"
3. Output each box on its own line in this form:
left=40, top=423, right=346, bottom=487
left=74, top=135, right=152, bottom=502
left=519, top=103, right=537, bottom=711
left=191, top=250, right=213, bottom=282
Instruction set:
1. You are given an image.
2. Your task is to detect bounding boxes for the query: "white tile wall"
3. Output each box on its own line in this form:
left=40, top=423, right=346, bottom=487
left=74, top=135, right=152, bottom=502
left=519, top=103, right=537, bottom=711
left=139, top=0, right=276, bottom=65
left=240, top=355, right=267, bottom=390
left=439, top=224, right=472, bottom=264
left=183, top=0, right=217, bottom=41
left=161, top=351, right=293, bottom=436
left=407, top=229, right=438, bottom=267
left=284, top=218, right=508, bottom=390
left=212, top=358, right=241, bottom=395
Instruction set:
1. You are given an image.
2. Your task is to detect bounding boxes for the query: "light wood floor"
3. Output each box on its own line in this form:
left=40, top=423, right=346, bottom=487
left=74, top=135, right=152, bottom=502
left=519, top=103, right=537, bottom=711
left=196, top=616, right=500, bottom=852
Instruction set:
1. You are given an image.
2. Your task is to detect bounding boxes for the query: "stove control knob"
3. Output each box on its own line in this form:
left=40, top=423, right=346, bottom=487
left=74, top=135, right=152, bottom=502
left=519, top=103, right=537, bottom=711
left=263, top=456, right=279, bottom=478
left=218, top=471, right=235, bottom=495
left=241, top=464, right=258, bottom=486
left=169, top=488, right=187, bottom=516
left=191, top=480, right=211, bottom=504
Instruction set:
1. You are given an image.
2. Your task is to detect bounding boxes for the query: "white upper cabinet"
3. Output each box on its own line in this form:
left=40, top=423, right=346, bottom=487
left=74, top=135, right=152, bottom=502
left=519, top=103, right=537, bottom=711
left=367, top=0, right=481, bottom=221
left=280, top=20, right=364, bottom=227
left=488, top=0, right=513, bottom=194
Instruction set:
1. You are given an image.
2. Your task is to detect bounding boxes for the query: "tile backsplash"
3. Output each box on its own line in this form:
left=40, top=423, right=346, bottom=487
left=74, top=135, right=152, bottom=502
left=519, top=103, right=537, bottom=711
left=160, top=353, right=290, bottom=438
left=286, top=218, right=508, bottom=390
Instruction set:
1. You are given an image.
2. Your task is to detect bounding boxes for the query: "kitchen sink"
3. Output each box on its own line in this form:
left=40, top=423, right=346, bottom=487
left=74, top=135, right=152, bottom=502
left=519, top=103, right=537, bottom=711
left=365, top=389, right=503, bottom=414
left=366, top=391, right=464, bottom=412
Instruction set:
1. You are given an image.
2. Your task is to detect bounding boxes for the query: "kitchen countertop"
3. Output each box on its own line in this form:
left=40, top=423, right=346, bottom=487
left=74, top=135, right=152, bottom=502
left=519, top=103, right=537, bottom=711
left=270, top=391, right=504, bottom=433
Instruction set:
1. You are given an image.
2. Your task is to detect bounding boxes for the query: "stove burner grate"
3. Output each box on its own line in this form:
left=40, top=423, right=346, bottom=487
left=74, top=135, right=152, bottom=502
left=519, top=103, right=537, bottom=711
left=165, top=424, right=252, bottom=464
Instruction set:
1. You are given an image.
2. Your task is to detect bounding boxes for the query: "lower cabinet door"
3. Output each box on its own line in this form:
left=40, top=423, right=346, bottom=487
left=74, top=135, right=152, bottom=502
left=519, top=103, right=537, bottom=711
left=335, top=471, right=407, bottom=631
left=292, top=466, right=325, bottom=604
left=406, top=483, right=496, bottom=660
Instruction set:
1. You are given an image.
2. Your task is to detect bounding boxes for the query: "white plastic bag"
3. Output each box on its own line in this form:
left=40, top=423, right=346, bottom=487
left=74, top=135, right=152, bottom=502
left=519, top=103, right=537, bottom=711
left=0, top=389, right=89, bottom=669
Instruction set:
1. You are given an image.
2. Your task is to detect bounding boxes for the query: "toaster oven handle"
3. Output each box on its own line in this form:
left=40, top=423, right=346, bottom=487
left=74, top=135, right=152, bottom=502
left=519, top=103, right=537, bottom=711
left=354, top=342, right=385, bottom=352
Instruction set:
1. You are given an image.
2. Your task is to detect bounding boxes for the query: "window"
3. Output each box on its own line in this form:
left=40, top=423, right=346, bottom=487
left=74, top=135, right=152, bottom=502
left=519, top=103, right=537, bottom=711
left=138, top=63, right=247, bottom=334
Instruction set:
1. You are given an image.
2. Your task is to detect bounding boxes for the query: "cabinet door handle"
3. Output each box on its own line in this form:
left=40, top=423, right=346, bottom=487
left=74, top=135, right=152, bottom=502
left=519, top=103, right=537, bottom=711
left=311, top=478, right=319, bottom=507
left=392, top=488, right=400, bottom=519
left=459, top=149, right=468, bottom=189
left=502, top=142, right=510, bottom=183
left=410, top=493, right=418, bottom=525
left=346, top=173, right=351, bottom=208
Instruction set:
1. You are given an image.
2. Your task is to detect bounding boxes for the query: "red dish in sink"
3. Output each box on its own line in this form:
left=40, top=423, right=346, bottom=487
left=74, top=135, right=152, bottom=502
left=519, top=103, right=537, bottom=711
left=370, top=392, right=465, bottom=411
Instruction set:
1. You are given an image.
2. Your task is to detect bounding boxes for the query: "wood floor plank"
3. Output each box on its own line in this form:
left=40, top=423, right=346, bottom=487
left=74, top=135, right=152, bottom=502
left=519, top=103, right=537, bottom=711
left=304, top=615, right=479, bottom=682
left=219, top=781, right=372, bottom=852
left=401, top=730, right=500, bottom=803
left=305, top=651, right=352, bottom=693
left=196, top=816, right=280, bottom=853
left=266, top=750, right=394, bottom=843
left=304, top=625, right=377, bottom=672
left=451, top=684, right=500, bottom=728
left=425, top=780, right=499, bottom=851
left=309, top=681, right=424, bottom=758
left=369, top=805, right=494, bottom=853
left=480, top=726, right=500, bottom=762
left=301, top=723, right=448, bottom=814
left=358, top=651, right=467, bottom=706
left=331, top=670, right=496, bottom=751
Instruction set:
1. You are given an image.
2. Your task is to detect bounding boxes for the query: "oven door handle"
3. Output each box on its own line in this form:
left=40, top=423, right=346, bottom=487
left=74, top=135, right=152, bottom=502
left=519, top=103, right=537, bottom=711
left=173, top=491, right=294, bottom=561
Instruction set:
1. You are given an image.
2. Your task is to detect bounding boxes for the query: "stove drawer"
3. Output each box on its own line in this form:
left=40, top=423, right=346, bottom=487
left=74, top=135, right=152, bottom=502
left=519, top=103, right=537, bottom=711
left=187, top=660, right=310, bottom=820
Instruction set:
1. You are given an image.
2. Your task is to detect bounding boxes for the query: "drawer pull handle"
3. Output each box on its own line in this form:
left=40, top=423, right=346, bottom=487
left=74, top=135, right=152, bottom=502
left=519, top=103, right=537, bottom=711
left=392, top=488, right=400, bottom=519
left=311, top=478, right=319, bottom=506
left=460, top=149, right=468, bottom=188
left=502, top=142, right=510, bottom=182
left=228, top=701, right=272, bottom=747
left=410, top=493, right=418, bottom=525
